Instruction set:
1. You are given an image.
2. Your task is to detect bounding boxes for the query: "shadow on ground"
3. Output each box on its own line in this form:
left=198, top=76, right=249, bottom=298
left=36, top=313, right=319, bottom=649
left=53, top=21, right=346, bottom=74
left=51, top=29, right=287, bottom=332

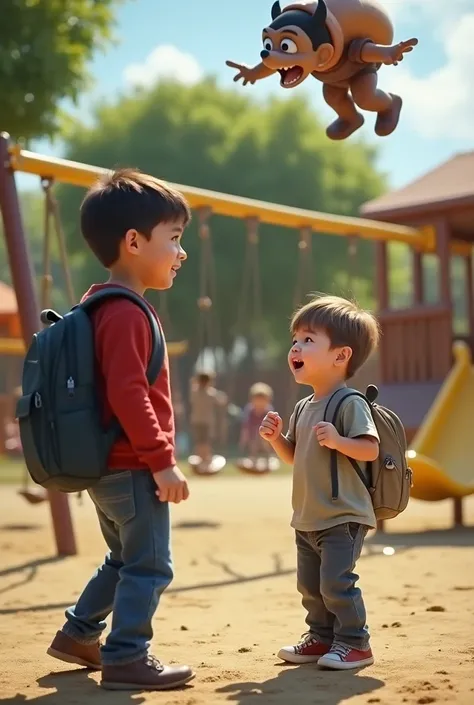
left=217, top=663, right=385, bottom=705
left=367, top=526, right=474, bottom=548
left=0, top=671, right=146, bottom=705
left=0, top=665, right=384, bottom=705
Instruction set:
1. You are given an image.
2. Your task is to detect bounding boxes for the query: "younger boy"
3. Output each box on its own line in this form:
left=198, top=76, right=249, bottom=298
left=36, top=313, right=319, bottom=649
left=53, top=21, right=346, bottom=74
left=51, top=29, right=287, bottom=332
left=46, top=169, right=194, bottom=691
left=260, top=295, right=380, bottom=670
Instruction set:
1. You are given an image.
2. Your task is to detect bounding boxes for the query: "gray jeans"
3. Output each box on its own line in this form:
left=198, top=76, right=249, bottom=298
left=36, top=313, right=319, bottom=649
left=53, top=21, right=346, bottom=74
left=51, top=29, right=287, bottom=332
left=296, top=523, right=369, bottom=650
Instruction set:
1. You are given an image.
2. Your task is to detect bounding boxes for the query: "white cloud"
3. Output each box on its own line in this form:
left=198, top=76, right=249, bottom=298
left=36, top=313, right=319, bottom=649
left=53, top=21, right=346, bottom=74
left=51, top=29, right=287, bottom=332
left=382, top=13, right=474, bottom=139
left=123, top=45, right=203, bottom=89
left=384, top=0, right=471, bottom=21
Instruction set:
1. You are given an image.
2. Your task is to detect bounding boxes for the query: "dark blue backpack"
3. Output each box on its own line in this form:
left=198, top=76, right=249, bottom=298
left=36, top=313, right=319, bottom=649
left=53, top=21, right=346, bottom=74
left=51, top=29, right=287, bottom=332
left=16, top=287, right=164, bottom=493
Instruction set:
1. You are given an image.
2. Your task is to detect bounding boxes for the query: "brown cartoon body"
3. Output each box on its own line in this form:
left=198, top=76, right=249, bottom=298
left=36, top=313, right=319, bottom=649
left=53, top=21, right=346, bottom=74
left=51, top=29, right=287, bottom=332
left=292, top=0, right=394, bottom=47
left=226, top=0, right=417, bottom=140
left=287, top=0, right=392, bottom=86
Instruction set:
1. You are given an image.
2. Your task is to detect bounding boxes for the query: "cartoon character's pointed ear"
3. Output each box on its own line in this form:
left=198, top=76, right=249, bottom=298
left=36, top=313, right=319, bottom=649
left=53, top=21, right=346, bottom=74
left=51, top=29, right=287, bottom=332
left=271, top=1, right=282, bottom=20
left=312, top=0, right=327, bottom=24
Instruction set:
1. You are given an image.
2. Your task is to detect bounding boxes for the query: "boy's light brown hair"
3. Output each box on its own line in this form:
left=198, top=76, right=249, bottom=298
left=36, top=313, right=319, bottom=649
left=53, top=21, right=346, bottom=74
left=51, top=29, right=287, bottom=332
left=249, top=382, right=273, bottom=399
left=290, top=295, right=380, bottom=379
left=81, top=168, right=191, bottom=268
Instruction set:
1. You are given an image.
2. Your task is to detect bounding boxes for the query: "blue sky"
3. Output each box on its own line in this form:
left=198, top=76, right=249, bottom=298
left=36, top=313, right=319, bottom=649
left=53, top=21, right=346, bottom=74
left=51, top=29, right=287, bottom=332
left=20, top=0, right=473, bottom=194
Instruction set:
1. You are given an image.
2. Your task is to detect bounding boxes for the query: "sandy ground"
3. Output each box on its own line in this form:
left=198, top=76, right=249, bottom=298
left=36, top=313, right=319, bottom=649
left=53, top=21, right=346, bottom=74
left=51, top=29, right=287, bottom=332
left=1, top=476, right=474, bottom=705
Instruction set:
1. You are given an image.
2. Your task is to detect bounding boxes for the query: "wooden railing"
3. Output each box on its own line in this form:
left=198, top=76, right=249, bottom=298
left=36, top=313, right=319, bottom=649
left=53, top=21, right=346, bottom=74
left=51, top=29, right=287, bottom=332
left=378, top=305, right=452, bottom=383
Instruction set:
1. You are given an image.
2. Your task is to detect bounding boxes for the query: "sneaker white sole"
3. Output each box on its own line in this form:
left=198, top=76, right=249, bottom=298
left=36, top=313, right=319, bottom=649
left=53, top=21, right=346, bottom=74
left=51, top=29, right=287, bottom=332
left=100, top=672, right=195, bottom=691
left=318, top=655, right=374, bottom=670
left=46, top=646, right=101, bottom=671
left=277, top=648, right=327, bottom=664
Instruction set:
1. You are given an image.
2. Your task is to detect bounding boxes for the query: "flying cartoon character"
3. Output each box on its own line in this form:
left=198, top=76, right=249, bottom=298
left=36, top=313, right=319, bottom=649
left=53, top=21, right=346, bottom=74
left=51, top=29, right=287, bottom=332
left=226, top=0, right=418, bottom=140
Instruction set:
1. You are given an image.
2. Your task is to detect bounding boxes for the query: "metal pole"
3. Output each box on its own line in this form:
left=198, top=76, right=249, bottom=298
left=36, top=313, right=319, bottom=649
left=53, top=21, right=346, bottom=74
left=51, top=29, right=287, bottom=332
left=0, top=132, right=77, bottom=557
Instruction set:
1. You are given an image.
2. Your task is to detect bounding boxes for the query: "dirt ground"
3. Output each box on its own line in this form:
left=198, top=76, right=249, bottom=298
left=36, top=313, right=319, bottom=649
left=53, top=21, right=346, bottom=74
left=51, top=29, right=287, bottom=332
left=1, top=476, right=473, bottom=705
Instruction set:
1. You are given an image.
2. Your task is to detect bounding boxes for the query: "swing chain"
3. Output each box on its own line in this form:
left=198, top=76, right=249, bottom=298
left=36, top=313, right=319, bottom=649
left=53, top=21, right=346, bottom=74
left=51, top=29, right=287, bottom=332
left=246, top=215, right=259, bottom=245
left=40, top=178, right=79, bottom=502
left=293, top=225, right=313, bottom=307
left=347, top=233, right=359, bottom=293
left=235, top=217, right=263, bottom=335
left=287, top=225, right=314, bottom=419
left=40, top=178, right=54, bottom=310
left=197, top=206, right=214, bottom=307
left=196, top=207, right=220, bottom=370
left=40, top=177, right=76, bottom=307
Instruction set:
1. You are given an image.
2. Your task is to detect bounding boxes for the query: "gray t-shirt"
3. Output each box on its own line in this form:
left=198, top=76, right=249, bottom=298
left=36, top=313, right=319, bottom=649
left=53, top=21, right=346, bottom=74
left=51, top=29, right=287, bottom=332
left=286, top=387, right=380, bottom=532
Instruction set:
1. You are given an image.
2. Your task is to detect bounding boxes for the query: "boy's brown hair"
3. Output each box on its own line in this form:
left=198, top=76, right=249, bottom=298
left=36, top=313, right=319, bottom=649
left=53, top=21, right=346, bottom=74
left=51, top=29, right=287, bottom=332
left=194, top=372, right=215, bottom=387
left=290, top=295, right=380, bottom=379
left=81, top=168, right=191, bottom=267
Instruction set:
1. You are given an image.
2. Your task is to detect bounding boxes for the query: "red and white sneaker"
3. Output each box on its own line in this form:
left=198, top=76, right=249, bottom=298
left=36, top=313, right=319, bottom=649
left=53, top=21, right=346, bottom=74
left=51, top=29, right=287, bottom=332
left=277, top=633, right=331, bottom=664
left=318, top=642, right=374, bottom=670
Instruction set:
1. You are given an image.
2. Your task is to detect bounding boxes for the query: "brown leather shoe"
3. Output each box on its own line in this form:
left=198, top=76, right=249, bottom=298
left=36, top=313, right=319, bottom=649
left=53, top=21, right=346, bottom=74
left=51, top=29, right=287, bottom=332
left=101, top=654, right=195, bottom=691
left=47, top=630, right=101, bottom=670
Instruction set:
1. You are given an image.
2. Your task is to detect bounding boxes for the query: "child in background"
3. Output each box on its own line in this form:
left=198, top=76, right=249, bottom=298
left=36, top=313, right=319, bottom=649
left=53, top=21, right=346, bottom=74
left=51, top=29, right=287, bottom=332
left=239, top=382, right=278, bottom=473
left=5, top=387, right=23, bottom=457
left=188, top=372, right=228, bottom=474
left=7, top=387, right=48, bottom=503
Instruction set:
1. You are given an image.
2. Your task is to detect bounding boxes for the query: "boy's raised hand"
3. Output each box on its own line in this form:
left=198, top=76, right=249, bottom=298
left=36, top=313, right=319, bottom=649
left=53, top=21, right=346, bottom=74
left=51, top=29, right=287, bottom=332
left=153, top=466, right=190, bottom=503
left=259, top=411, right=283, bottom=442
left=314, top=421, right=340, bottom=450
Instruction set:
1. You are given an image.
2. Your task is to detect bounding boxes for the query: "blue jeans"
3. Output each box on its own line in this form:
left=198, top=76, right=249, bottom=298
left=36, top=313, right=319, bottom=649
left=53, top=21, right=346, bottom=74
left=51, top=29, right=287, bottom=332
left=296, top=523, right=369, bottom=650
left=63, top=470, right=173, bottom=666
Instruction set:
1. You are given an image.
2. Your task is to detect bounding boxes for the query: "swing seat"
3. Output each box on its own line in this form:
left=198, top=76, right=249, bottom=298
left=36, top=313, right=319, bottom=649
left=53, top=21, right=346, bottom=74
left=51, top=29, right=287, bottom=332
left=188, top=454, right=226, bottom=476
left=236, top=456, right=280, bottom=475
left=18, top=487, right=48, bottom=504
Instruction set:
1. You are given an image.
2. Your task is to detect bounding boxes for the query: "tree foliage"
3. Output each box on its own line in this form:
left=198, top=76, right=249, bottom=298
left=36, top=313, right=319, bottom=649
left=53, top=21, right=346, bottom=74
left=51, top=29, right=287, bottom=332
left=0, top=0, right=123, bottom=140
left=44, top=78, right=384, bottom=362
left=56, top=79, right=385, bottom=358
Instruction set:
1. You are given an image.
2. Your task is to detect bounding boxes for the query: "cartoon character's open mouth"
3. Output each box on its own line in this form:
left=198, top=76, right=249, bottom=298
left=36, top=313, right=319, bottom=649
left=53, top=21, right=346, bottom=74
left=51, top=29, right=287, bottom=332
left=278, top=66, right=304, bottom=87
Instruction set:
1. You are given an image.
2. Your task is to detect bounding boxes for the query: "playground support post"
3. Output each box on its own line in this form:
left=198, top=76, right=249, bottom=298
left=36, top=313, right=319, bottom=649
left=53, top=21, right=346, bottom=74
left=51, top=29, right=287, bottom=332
left=0, top=132, right=77, bottom=557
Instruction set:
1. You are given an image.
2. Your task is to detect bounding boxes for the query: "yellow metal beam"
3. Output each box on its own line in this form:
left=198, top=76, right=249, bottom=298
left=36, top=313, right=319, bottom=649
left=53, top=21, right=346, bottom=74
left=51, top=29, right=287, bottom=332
left=8, top=143, right=429, bottom=249
left=0, top=336, right=188, bottom=357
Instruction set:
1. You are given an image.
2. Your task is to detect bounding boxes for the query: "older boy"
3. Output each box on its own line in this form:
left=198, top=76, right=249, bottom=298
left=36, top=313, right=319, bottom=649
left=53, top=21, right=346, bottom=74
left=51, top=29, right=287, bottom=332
left=47, top=169, right=194, bottom=691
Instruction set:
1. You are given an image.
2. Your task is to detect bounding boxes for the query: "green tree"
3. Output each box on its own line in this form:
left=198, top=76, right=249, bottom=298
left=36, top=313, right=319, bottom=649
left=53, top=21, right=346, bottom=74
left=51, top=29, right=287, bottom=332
left=56, top=78, right=385, bottom=362
left=0, top=0, right=125, bottom=141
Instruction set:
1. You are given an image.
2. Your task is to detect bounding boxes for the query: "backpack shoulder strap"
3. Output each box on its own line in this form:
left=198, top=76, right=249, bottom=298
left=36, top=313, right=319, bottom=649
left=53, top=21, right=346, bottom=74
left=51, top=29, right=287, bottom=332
left=290, top=394, right=312, bottom=442
left=79, top=287, right=164, bottom=385
left=323, top=387, right=371, bottom=500
left=323, top=387, right=369, bottom=427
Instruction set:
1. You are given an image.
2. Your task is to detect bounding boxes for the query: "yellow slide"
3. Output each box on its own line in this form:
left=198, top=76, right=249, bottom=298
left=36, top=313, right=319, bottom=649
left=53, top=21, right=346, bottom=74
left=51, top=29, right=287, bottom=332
left=408, top=341, right=474, bottom=501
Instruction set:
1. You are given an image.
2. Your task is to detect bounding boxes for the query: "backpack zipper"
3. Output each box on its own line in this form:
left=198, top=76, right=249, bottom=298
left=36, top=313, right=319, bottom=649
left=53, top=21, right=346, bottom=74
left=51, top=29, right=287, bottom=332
left=37, top=332, right=61, bottom=469
left=377, top=409, right=408, bottom=508
left=65, top=319, right=78, bottom=397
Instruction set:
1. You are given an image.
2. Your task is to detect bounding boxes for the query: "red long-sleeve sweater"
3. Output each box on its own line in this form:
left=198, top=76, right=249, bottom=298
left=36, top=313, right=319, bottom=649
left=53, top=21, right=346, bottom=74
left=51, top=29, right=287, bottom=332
left=81, top=283, right=176, bottom=473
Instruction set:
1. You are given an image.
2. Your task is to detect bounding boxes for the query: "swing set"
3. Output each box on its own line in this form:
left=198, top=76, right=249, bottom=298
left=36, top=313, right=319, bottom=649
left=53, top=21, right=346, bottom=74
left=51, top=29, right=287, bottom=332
left=188, top=209, right=363, bottom=476
left=0, top=132, right=448, bottom=556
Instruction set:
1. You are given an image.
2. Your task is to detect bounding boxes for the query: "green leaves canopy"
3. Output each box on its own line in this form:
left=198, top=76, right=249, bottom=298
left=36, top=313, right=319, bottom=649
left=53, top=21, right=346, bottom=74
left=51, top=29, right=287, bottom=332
left=0, top=0, right=122, bottom=140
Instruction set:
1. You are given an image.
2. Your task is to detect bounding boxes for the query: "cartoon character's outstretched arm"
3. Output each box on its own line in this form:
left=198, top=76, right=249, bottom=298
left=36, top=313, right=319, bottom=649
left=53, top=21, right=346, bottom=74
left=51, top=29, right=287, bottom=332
left=357, top=37, right=418, bottom=66
left=226, top=60, right=276, bottom=85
